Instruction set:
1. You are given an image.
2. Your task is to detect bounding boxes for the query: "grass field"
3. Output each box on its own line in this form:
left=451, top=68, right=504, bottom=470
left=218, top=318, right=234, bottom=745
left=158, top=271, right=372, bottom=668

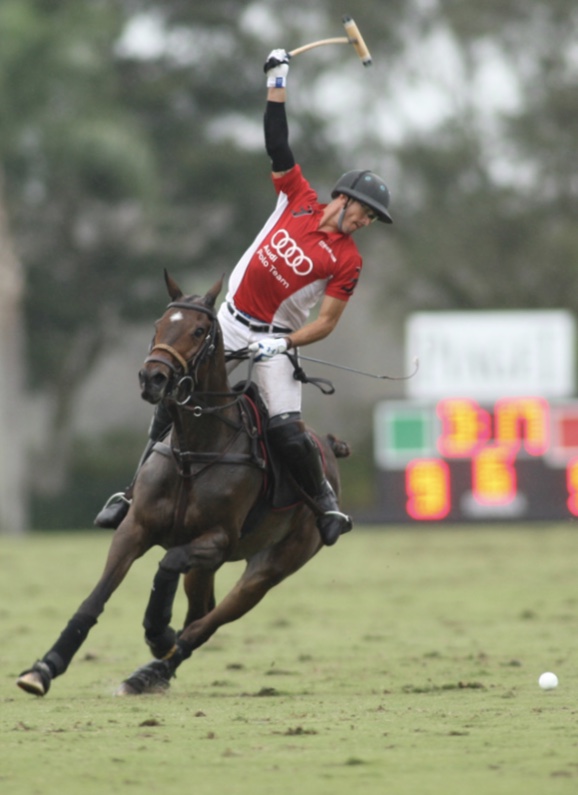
left=2, top=525, right=578, bottom=795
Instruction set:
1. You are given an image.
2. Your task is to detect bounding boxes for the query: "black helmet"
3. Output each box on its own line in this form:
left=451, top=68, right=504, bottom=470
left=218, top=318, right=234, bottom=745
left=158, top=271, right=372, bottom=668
left=331, top=170, right=393, bottom=224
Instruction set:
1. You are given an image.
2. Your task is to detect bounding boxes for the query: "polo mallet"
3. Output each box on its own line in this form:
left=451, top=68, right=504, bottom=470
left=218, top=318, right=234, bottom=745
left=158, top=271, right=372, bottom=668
left=288, top=15, right=372, bottom=67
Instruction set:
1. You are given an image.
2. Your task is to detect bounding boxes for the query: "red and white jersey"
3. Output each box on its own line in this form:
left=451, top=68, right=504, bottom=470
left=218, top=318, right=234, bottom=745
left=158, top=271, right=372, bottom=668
left=225, top=165, right=362, bottom=330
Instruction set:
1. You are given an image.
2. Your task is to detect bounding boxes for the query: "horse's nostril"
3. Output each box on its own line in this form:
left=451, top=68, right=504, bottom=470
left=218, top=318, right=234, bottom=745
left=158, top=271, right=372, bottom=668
left=151, top=372, right=167, bottom=387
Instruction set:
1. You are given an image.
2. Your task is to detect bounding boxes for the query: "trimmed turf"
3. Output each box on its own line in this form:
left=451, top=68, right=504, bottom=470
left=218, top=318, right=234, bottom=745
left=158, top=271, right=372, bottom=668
left=2, top=525, right=578, bottom=795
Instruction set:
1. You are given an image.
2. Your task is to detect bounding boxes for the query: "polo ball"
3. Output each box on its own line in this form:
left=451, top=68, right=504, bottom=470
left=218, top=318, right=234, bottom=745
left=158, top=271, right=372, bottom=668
left=538, top=672, right=558, bottom=690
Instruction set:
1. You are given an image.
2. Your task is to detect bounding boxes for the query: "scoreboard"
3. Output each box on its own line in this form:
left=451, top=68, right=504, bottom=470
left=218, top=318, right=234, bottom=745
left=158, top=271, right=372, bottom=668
left=373, top=396, right=578, bottom=522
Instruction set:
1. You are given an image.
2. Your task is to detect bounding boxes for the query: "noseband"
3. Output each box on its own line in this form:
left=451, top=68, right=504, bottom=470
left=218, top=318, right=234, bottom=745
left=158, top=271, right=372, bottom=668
left=144, top=301, right=219, bottom=402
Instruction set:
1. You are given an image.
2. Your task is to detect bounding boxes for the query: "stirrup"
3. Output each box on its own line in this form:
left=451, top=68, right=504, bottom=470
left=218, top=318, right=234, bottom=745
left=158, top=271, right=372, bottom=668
left=316, top=509, right=353, bottom=547
left=94, top=492, right=131, bottom=529
left=102, top=492, right=131, bottom=509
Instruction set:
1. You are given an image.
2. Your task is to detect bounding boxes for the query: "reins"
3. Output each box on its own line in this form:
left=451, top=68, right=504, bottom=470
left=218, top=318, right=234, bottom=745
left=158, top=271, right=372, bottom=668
left=225, top=347, right=336, bottom=396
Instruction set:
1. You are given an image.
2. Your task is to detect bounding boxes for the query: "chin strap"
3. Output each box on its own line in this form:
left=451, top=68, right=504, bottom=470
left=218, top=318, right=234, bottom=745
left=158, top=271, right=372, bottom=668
left=336, top=198, right=353, bottom=233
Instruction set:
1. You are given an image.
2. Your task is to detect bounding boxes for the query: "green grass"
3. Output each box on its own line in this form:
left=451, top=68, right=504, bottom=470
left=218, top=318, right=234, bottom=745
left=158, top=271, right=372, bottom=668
left=2, top=525, right=578, bottom=795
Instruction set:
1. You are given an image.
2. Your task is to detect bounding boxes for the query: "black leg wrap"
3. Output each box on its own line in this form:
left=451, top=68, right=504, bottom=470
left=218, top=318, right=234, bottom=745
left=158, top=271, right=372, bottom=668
left=43, top=613, right=98, bottom=677
left=143, top=567, right=180, bottom=636
left=143, top=567, right=180, bottom=658
left=145, top=627, right=178, bottom=659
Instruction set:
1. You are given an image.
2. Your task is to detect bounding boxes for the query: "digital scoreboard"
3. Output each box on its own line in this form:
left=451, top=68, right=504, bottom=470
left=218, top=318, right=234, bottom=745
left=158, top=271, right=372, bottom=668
left=373, top=397, right=578, bottom=522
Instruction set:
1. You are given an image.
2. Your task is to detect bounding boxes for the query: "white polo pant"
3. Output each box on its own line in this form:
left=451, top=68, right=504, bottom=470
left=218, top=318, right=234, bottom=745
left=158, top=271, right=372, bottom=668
left=217, top=303, right=302, bottom=418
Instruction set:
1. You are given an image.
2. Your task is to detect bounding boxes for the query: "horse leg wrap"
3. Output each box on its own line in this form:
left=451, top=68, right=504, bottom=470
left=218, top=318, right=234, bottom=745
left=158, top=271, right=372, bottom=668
left=143, top=566, right=180, bottom=657
left=43, top=613, right=98, bottom=677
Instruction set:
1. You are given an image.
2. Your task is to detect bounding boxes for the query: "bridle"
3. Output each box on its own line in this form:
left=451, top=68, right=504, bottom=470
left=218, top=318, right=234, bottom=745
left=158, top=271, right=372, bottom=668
left=143, top=300, right=258, bottom=416
left=142, top=299, right=263, bottom=520
left=144, top=300, right=220, bottom=406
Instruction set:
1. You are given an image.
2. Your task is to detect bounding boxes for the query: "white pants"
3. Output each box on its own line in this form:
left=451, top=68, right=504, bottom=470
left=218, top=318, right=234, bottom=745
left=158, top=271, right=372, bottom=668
left=217, top=303, right=302, bottom=418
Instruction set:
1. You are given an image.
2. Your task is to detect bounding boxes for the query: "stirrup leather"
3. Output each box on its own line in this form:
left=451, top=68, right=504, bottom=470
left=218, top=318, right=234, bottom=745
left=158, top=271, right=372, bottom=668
left=321, top=508, right=352, bottom=525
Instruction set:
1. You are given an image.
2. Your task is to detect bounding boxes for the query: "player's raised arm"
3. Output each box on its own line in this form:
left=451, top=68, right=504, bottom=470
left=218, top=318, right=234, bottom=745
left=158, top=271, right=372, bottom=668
left=263, top=49, right=294, bottom=177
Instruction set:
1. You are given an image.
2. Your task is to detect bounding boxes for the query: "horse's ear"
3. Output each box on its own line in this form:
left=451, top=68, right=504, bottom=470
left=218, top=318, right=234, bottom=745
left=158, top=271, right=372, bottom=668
left=205, top=275, right=224, bottom=309
left=164, top=269, right=183, bottom=301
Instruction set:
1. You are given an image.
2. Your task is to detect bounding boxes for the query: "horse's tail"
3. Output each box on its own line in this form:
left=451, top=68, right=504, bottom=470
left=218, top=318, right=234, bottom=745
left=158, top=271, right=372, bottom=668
left=327, top=433, right=351, bottom=459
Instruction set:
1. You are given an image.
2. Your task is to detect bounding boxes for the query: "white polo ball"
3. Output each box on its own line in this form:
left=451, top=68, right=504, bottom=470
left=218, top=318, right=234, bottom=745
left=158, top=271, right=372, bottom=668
left=538, top=672, right=558, bottom=690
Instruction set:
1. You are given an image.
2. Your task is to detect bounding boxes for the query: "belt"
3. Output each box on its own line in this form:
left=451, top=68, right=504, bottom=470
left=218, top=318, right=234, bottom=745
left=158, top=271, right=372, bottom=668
left=227, top=302, right=292, bottom=334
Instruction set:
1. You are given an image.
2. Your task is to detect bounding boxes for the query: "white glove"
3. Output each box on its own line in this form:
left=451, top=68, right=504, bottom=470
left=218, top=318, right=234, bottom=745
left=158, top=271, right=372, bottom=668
left=264, top=48, right=290, bottom=88
left=248, top=337, right=289, bottom=362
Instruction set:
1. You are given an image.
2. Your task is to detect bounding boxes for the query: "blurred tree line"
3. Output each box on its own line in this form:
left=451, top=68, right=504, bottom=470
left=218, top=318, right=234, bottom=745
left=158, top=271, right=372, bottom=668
left=0, top=0, right=576, bottom=530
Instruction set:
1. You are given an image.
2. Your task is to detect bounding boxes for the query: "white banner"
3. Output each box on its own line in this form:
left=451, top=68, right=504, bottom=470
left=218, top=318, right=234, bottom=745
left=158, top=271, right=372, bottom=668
left=406, top=310, right=575, bottom=399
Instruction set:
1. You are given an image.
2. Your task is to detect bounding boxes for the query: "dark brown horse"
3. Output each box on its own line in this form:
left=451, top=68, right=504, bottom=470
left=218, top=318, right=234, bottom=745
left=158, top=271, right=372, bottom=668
left=17, top=272, right=349, bottom=697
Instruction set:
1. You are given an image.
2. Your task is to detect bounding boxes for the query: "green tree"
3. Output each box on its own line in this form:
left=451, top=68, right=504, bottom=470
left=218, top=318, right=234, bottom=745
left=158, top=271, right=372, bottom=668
left=1, top=0, right=164, bottom=501
left=375, top=0, right=578, bottom=316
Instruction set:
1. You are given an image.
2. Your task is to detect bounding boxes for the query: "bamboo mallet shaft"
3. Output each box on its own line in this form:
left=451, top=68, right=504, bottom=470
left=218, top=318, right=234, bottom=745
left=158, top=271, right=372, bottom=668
left=288, top=16, right=372, bottom=67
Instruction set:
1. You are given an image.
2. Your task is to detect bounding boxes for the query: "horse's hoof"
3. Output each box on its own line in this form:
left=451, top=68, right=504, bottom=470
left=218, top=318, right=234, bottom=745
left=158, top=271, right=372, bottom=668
left=16, top=670, right=50, bottom=696
left=115, top=677, right=170, bottom=696
left=115, top=660, right=174, bottom=696
left=114, top=681, right=142, bottom=696
left=17, top=671, right=46, bottom=696
left=16, top=662, right=52, bottom=697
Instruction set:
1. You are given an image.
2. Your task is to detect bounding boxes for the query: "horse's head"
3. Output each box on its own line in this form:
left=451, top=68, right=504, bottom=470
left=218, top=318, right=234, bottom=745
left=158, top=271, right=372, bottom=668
left=139, top=270, right=223, bottom=405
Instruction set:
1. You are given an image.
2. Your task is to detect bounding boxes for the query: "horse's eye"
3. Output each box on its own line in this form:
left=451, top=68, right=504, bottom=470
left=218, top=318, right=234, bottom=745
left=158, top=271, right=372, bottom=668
left=193, top=327, right=206, bottom=339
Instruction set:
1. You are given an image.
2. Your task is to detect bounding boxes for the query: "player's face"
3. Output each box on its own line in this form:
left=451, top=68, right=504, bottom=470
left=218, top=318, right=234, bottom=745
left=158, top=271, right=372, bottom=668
left=341, top=200, right=378, bottom=234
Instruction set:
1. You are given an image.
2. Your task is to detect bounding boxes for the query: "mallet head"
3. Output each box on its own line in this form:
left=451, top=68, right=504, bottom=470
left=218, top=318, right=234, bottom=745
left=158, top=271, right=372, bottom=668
left=342, top=16, right=372, bottom=67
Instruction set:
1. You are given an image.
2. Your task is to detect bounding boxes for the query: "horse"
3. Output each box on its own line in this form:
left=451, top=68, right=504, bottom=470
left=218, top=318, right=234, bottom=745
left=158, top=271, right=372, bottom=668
left=17, top=271, right=350, bottom=697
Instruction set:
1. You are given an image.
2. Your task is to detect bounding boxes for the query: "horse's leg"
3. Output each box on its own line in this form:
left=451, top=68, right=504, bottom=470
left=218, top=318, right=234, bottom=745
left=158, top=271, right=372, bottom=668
left=182, top=569, right=216, bottom=625
left=128, top=569, right=216, bottom=699
left=156, top=527, right=231, bottom=574
left=16, top=521, right=150, bottom=697
left=141, top=522, right=227, bottom=658
left=118, top=513, right=320, bottom=694
left=116, top=530, right=228, bottom=694
left=179, top=525, right=320, bottom=653
left=142, top=565, right=217, bottom=659
left=142, top=566, right=181, bottom=659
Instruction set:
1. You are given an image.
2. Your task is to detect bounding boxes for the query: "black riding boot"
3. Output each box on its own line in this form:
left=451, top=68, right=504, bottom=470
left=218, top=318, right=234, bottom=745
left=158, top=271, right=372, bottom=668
left=267, top=416, right=352, bottom=546
left=94, top=404, right=172, bottom=529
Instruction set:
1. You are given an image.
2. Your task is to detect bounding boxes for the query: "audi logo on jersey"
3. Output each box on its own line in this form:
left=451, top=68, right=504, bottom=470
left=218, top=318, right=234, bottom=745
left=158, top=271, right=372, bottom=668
left=270, top=229, right=314, bottom=276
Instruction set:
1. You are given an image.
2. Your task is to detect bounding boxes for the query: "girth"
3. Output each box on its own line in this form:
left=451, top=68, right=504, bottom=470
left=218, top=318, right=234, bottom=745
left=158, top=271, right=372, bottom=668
left=153, top=442, right=263, bottom=469
left=152, top=393, right=266, bottom=479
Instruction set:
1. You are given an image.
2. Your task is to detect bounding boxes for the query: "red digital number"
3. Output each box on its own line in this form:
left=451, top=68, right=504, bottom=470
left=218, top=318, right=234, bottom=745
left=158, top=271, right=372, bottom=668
left=566, top=459, right=578, bottom=516
left=406, top=459, right=451, bottom=520
left=472, top=444, right=517, bottom=505
left=494, top=397, right=549, bottom=456
left=437, top=398, right=491, bottom=458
